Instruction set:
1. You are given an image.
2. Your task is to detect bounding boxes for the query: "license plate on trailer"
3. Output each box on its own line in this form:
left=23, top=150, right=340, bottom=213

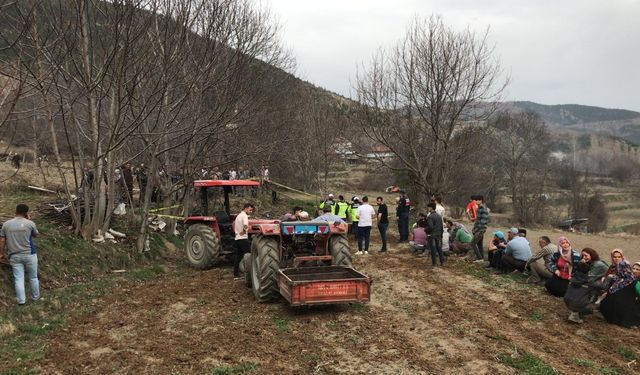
left=281, top=224, right=330, bottom=234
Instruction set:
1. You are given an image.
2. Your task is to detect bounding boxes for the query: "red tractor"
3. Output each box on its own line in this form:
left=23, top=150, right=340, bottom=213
left=185, top=179, right=371, bottom=306
left=184, top=179, right=277, bottom=269
left=244, top=220, right=357, bottom=303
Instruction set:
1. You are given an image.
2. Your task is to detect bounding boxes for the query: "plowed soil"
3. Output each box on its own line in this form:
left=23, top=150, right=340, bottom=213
left=28, top=236, right=640, bottom=375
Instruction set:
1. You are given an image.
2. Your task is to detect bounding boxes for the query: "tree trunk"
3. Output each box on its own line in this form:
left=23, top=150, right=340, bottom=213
left=137, top=151, right=158, bottom=252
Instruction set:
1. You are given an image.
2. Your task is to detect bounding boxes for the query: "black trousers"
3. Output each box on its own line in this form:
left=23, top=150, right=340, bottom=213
left=234, top=239, right=251, bottom=277
left=501, top=254, right=526, bottom=272
left=398, top=213, right=409, bottom=242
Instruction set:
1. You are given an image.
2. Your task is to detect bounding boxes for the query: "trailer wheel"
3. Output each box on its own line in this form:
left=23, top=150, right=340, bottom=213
left=251, top=235, right=280, bottom=302
left=185, top=224, right=220, bottom=269
left=330, top=235, right=352, bottom=267
left=242, top=252, right=252, bottom=288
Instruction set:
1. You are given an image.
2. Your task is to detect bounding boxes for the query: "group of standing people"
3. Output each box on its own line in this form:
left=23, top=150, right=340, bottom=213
left=318, top=191, right=421, bottom=256
left=317, top=194, right=386, bottom=255
left=81, top=162, right=157, bottom=206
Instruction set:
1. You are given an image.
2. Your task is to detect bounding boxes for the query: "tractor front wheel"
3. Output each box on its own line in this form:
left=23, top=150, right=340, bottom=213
left=330, top=235, right=352, bottom=267
left=251, top=235, right=280, bottom=302
left=185, top=224, right=220, bottom=269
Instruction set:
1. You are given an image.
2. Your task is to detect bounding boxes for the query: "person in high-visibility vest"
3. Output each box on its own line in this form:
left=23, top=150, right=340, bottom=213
left=349, top=197, right=361, bottom=239
left=332, top=195, right=350, bottom=221
left=318, top=194, right=335, bottom=216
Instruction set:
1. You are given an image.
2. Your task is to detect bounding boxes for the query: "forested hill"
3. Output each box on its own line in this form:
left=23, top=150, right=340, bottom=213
left=509, top=101, right=640, bottom=125
left=506, top=101, right=640, bottom=145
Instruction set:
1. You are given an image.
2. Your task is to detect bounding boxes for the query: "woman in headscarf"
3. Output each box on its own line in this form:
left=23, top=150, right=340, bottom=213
left=602, top=249, right=635, bottom=294
left=545, top=236, right=581, bottom=297
left=599, top=253, right=640, bottom=328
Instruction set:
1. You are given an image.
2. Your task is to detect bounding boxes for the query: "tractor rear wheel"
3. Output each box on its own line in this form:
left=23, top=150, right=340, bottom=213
left=251, top=235, right=280, bottom=302
left=242, top=252, right=252, bottom=288
left=329, top=235, right=352, bottom=267
left=184, top=224, right=220, bottom=269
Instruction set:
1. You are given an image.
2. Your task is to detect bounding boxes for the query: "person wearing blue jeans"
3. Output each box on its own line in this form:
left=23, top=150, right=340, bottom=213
left=10, top=254, right=40, bottom=304
left=357, top=226, right=372, bottom=254
left=355, top=196, right=376, bottom=255
left=429, top=236, right=444, bottom=266
left=0, top=204, right=40, bottom=305
left=425, top=203, right=445, bottom=266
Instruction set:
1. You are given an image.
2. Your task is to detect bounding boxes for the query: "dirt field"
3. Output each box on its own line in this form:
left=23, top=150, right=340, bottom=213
left=24, top=234, right=640, bottom=375
left=2, top=162, right=640, bottom=374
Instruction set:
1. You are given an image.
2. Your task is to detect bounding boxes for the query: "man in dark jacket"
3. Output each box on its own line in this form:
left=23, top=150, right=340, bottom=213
left=136, top=164, right=148, bottom=205
left=397, top=191, right=410, bottom=242
left=121, top=163, right=134, bottom=205
left=424, top=203, right=444, bottom=266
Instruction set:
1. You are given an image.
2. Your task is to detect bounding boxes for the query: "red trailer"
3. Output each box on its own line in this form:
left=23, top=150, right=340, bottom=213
left=244, top=221, right=372, bottom=306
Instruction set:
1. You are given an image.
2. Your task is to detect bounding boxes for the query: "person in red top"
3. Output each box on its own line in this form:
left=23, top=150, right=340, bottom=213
left=545, top=236, right=581, bottom=297
left=466, top=195, right=479, bottom=222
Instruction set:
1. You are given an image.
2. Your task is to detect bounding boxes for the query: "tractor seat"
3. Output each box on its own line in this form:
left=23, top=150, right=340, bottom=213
left=213, top=210, right=231, bottom=224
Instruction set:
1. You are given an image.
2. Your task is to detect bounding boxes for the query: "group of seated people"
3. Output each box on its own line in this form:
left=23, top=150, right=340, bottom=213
left=413, top=219, right=640, bottom=327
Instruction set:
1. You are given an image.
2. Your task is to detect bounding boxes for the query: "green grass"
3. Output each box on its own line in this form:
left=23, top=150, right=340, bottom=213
left=0, top=368, right=38, bottom=375
left=0, top=188, right=39, bottom=214
left=575, top=359, right=621, bottom=375
left=0, top=216, right=171, bottom=371
left=531, top=310, right=545, bottom=322
left=467, top=267, right=503, bottom=288
left=211, top=362, right=259, bottom=375
left=0, top=279, right=115, bottom=369
left=272, top=314, right=289, bottom=332
left=194, top=297, right=207, bottom=305
left=164, top=234, right=184, bottom=249
left=449, top=259, right=537, bottom=291
left=285, top=198, right=317, bottom=216
left=608, top=204, right=636, bottom=212
left=126, top=264, right=166, bottom=281
left=497, top=352, right=557, bottom=375
left=575, top=358, right=597, bottom=369
left=616, top=346, right=638, bottom=361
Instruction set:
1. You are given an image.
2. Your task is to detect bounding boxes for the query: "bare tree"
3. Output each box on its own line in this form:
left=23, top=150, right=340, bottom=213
left=488, top=110, right=551, bottom=225
left=0, top=0, right=293, bottom=247
left=354, top=15, right=507, bottom=206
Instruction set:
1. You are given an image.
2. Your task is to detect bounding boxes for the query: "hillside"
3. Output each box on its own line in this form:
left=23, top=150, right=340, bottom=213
left=505, top=101, right=640, bottom=145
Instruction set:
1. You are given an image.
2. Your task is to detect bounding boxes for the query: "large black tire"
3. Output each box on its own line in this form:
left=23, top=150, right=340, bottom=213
left=242, top=252, right=252, bottom=288
left=251, top=235, right=280, bottom=302
left=329, top=235, right=352, bottom=267
left=184, top=224, right=220, bottom=269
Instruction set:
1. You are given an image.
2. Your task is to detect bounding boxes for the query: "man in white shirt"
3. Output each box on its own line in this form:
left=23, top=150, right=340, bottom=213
left=355, top=196, right=376, bottom=255
left=233, top=203, right=254, bottom=279
left=433, top=194, right=445, bottom=218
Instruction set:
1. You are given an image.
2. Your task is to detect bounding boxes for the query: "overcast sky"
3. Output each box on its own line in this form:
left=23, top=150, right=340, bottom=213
left=266, top=0, right=640, bottom=111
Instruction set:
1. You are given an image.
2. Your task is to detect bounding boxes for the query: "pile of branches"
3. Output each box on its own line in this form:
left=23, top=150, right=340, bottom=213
left=37, top=199, right=92, bottom=226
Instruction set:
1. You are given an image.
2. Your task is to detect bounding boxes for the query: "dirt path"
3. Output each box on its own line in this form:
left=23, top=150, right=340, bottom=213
left=30, top=243, right=640, bottom=374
